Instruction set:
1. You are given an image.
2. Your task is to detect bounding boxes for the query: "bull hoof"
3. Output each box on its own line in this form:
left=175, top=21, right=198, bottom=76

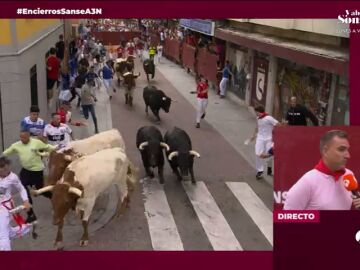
left=32, top=232, right=38, bottom=239
left=191, top=180, right=197, bottom=185
left=55, top=241, right=64, bottom=250
left=80, top=240, right=89, bottom=247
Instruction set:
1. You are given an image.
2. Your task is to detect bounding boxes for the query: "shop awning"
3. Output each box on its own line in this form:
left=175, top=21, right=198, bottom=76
left=215, top=27, right=348, bottom=76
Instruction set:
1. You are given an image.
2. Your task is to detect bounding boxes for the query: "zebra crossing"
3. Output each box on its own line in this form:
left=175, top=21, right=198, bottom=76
left=141, top=179, right=273, bottom=251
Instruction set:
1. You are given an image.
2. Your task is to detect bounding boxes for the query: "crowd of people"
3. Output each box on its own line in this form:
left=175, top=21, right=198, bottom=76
left=0, top=19, right=176, bottom=250
left=0, top=20, right=329, bottom=250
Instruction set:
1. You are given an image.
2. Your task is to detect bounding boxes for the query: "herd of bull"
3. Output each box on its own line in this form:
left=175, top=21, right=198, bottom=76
left=110, top=56, right=174, bottom=122
left=30, top=125, right=200, bottom=249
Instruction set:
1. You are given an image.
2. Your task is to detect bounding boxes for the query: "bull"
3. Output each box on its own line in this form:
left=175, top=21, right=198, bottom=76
left=46, top=129, right=126, bottom=186
left=32, top=148, right=137, bottom=249
left=164, top=127, right=200, bottom=184
left=136, top=126, right=170, bottom=184
left=143, top=58, right=155, bottom=82
left=122, top=72, right=140, bottom=106
left=143, top=86, right=173, bottom=122
left=114, top=57, right=135, bottom=85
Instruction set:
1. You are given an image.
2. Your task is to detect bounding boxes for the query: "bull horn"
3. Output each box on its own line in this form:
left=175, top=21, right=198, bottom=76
left=139, top=141, right=149, bottom=150
left=68, top=187, right=83, bottom=197
left=160, top=142, right=170, bottom=152
left=64, top=155, right=73, bottom=162
left=31, top=185, right=54, bottom=196
left=168, top=151, right=179, bottom=161
left=135, top=72, right=141, bottom=78
left=189, top=150, right=201, bottom=158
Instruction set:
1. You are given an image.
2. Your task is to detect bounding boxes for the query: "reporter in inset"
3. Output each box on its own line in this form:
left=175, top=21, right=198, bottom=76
left=284, top=130, right=360, bottom=210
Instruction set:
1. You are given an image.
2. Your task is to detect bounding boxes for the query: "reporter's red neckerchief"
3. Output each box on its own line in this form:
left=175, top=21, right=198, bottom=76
left=314, top=159, right=346, bottom=181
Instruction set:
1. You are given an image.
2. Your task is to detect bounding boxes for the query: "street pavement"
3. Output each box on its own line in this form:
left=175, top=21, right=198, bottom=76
left=11, top=53, right=273, bottom=251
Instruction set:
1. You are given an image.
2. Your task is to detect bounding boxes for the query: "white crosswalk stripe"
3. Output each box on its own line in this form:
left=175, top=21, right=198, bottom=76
left=182, top=181, right=243, bottom=250
left=226, top=182, right=273, bottom=246
left=141, top=180, right=271, bottom=250
left=142, top=179, right=184, bottom=250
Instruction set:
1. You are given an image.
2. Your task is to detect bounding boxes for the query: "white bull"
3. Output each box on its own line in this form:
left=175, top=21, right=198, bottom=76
left=66, top=128, right=126, bottom=155
left=33, top=147, right=137, bottom=249
left=46, top=129, right=126, bottom=186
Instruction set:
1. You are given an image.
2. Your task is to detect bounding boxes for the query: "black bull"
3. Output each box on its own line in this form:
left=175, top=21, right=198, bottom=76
left=136, top=126, right=170, bottom=184
left=143, top=59, right=155, bottom=81
left=164, top=127, right=201, bottom=184
left=143, top=86, right=173, bottom=122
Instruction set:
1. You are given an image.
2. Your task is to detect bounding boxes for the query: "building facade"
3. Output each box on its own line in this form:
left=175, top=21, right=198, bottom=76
left=0, top=19, right=64, bottom=150
left=216, top=19, right=349, bottom=126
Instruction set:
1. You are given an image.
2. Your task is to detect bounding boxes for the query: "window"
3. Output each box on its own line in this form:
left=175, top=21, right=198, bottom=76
left=30, top=65, right=38, bottom=106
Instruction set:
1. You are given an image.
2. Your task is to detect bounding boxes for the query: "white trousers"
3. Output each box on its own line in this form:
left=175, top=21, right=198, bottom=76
left=103, top=79, right=114, bottom=97
left=196, top=98, right=208, bottom=123
left=157, top=51, right=163, bottom=63
left=219, top=77, right=229, bottom=96
left=0, top=208, right=31, bottom=251
left=255, top=138, right=273, bottom=173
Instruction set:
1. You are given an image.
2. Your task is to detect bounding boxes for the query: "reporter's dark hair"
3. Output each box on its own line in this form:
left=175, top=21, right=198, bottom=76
left=320, top=130, right=348, bottom=153
left=0, top=156, right=11, bottom=168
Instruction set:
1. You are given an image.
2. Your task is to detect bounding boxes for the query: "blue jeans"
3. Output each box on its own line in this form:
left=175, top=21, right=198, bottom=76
left=81, top=104, right=99, bottom=133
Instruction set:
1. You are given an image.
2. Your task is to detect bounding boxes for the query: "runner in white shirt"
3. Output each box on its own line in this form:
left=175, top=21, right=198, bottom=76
left=43, top=113, right=74, bottom=148
left=250, top=105, right=281, bottom=179
left=0, top=157, right=32, bottom=251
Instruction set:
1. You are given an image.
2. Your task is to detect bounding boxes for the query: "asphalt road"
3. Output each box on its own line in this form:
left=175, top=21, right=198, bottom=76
left=72, top=57, right=273, bottom=251
left=11, top=56, right=273, bottom=251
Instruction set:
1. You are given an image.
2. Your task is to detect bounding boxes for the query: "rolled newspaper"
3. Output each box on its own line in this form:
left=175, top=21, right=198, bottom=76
left=9, top=205, right=26, bottom=214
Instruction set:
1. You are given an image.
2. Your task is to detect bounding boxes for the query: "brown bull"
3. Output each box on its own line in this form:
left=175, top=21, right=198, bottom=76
left=33, top=148, right=137, bottom=250
left=122, top=72, right=141, bottom=106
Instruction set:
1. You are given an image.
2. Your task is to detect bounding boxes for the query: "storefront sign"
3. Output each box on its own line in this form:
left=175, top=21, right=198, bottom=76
left=179, top=19, right=215, bottom=36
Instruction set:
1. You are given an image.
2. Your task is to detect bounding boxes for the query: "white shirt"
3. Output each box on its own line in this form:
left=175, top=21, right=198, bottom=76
left=284, top=169, right=353, bottom=210
left=20, top=116, right=46, bottom=137
left=43, top=123, right=72, bottom=147
left=0, top=172, right=28, bottom=204
left=257, top=115, right=278, bottom=140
